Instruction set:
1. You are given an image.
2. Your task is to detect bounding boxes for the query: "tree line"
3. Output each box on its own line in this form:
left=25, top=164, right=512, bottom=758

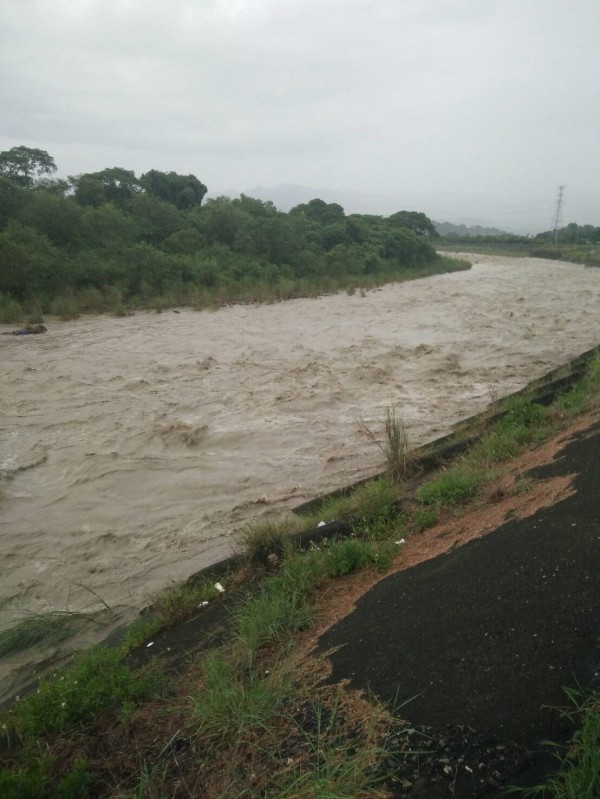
left=0, top=146, right=465, bottom=322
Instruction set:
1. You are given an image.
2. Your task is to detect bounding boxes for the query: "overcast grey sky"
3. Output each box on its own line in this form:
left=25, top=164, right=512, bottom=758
left=1, top=0, right=598, bottom=230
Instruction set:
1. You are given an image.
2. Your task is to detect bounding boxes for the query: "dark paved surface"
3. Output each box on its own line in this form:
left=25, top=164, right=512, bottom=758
left=318, top=419, right=600, bottom=794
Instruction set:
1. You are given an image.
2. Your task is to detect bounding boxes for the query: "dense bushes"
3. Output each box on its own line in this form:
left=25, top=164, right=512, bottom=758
left=0, top=146, right=455, bottom=320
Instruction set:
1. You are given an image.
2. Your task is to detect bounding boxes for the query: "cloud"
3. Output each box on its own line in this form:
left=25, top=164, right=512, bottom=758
left=0, top=0, right=599, bottom=227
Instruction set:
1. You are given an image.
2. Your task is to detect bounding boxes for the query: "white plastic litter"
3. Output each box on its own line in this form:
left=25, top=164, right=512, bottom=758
left=394, top=538, right=406, bottom=545
left=146, top=641, right=154, bottom=648
left=214, top=582, right=225, bottom=593
left=317, top=521, right=326, bottom=527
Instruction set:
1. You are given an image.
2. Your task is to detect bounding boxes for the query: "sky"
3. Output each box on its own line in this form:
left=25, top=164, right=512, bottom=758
left=1, top=0, right=599, bottom=232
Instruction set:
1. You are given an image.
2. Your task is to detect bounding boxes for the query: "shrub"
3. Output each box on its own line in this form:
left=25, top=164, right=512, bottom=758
left=0, top=293, right=23, bottom=323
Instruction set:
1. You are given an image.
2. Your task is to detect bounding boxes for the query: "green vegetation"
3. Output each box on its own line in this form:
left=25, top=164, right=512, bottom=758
left=417, top=464, right=484, bottom=507
left=0, top=145, right=468, bottom=322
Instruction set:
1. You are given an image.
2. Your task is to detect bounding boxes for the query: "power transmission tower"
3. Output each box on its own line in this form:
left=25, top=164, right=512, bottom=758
left=551, top=185, right=565, bottom=244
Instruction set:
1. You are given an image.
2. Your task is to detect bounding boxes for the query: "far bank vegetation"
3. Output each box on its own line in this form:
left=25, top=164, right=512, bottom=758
left=0, top=145, right=468, bottom=323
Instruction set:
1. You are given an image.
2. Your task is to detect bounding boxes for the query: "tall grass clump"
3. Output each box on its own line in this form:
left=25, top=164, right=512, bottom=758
left=192, top=651, right=294, bottom=742
left=240, top=515, right=304, bottom=564
left=471, top=398, right=549, bottom=466
left=50, top=293, right=80, bottom=320
left=324, top=538, right=395, bottom=577
left=417, top=465, right=483, bottom=508
left=305, top=477, right=401, bottom=528
left=271, top=696, right=388, bottom=799
left=151, top=576, right=222, bottom=625
left=235, top=552, right=325, bottom=657
left=358, top=406, right=412, bottom=483
left=0, top=611, right=78, bottom=657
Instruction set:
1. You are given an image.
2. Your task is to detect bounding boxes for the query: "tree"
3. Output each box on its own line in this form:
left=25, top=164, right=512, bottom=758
left=72, top=167, right=141, bottom=207
left=388, top=211, right=438, bottom=238
left=140, top=170, right=207, bottom=210
left=0, top=146, right=57, bottom=187
left=290, top=198, right=346, bottom=226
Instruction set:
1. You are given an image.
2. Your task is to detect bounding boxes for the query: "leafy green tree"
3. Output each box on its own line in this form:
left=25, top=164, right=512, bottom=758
left=231, top=194, right=278, bottom=217
left=19, top=192, right=83, bottom=249
left=0, top=176, right=26, bottom=227
left=0, top=146, right=57, bottom=187
left=163, top=227, right=206, bottom=254
left=290, top=198, right=346, bottom=226
left=0, top=221, right=62, bottom=298
left=197, top=197, right=249, bottom=247
left=140, top=169, right=207, bottom=210
left=388, top=211, right=438, bottom=238
left=80, top=203, right=137, bottom=253
left=72, top=168, right=141, bottom=207
left=129, top=193, right=184, bottom=245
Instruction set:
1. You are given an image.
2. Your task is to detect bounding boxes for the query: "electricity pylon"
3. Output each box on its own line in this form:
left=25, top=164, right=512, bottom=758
left=551, top=185, right=565, bottom=244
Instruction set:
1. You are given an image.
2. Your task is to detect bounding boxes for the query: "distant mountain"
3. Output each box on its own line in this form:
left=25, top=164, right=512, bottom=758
left=434, top=221, right=508, bottom=237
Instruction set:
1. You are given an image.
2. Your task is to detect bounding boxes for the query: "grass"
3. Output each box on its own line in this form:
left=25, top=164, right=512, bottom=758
left=324, top=538, right=395, bottom=577
left=1, top=256, right=470, bottom=324
left=240, top=515, right=304, bottom=564
left=151, top=575, right=223, bottom=624
left=417, top=464, right=484, bottom=507
left=508, top=686, right=600, bottom=799
left=5, top=646, right=165, bottom=741
left=192, top=652, right=295, bottom=742
left=304, top=477, right=401, bottom=528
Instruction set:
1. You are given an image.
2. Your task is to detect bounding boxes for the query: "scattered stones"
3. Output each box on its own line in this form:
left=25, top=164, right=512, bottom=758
left=380, top=721, right=532, bottom=798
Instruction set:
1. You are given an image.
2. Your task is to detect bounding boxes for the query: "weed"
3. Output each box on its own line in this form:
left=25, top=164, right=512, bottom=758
left=411, top=506, right=438, bottom=532
left=306, top=478, right=401, bottom=528
left=0, top=605, right=113, bottom=659
left=325, top=538, right=394, bottom=577
left=50, top=293, right=80, bottom=320
left=240, top=515, right=303, bottom=564
left=152, top=577, right=221, bottom=625
left=553, top=385, right=590, bottom=415
left=192, top=651, right=294, bottom=742
left=417, top=465, right=483, bottom=507
left=358, top=406, right=412, bottom=483
left=272, top=695, right=387, bottom=799
left=507, top=686, right=600, bottom=798
left=236, top=580, right=314, bottom=656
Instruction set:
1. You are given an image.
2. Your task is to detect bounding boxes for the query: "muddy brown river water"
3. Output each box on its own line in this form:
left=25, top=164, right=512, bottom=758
left=1, top=253, right=600, bottom=691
